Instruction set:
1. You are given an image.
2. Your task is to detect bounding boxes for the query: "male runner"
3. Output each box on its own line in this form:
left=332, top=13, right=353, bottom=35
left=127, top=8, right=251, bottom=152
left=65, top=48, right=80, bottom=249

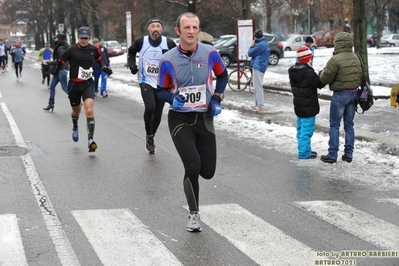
left=57, top=26, right=112, bottom=152
left=128, top=18, right=176, bottom=154
left=157, top=12, right=227, bottom=232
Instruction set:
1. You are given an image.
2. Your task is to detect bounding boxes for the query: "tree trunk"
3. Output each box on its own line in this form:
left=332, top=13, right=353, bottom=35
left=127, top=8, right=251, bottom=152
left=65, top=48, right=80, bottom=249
left=266, top=0, right=272, bottom=33
left=242, top=0, right=251, bottom=19
left=353, top=0, right=368, bottom=78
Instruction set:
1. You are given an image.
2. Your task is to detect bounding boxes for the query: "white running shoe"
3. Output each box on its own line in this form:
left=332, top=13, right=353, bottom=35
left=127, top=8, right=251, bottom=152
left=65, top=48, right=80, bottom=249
left=186, top=212, right=202, bottom=232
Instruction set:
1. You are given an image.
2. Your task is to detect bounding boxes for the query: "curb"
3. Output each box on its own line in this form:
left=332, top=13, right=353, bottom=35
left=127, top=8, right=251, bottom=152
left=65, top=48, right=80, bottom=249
left=263, top=85, right=390, bottom=100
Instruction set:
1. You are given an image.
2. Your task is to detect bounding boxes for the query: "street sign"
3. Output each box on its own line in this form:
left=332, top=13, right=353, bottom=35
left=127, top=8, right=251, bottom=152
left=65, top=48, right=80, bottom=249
left=58, top=23, right=64, bottom=33
left=237, top=19, right=254, bottom=62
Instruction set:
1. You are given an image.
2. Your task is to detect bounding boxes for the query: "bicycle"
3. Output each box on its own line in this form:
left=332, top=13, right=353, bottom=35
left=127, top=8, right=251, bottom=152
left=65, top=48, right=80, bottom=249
left=227, top=59, right=254, bottom=93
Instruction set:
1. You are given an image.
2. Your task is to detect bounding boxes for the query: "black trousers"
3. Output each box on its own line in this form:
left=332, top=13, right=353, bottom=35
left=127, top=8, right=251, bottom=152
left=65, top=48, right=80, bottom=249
left=168, top=111, right=216, bottom=213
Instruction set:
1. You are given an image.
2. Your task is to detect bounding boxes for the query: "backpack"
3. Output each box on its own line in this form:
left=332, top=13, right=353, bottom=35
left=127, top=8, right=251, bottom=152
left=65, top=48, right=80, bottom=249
left=355, top=54, right=374, bottom=114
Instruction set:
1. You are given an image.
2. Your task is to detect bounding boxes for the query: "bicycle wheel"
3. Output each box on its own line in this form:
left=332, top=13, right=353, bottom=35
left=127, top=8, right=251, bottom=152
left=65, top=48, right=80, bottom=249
left=228, top=69, right=249, bottom=92
left=244, top=68, right=254, bottom=94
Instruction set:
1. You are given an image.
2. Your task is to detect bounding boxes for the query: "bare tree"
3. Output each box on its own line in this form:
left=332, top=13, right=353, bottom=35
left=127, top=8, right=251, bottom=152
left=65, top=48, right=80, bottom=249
left=368, top=0, right=390, bottom=48
left=353, top=0, right=368, bottom=77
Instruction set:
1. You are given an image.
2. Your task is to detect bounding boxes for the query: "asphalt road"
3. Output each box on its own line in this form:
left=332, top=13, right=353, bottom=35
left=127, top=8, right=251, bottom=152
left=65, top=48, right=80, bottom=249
left=0, top=54, right=398, bottom=266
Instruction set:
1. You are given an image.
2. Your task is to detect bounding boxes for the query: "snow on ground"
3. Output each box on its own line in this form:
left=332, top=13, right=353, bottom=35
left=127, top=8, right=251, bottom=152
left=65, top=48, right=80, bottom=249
left=104, top=47, right=399, bottom=192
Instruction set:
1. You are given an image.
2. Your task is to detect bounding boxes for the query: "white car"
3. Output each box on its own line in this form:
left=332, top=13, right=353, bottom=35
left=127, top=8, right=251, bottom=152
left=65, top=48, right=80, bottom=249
left=380, top=34, right=399, bottom=47
left=281, top=35, right=317, bottom=51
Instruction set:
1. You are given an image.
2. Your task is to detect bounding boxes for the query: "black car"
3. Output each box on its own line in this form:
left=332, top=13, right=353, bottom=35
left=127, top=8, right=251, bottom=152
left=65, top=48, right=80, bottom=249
left=215, top=34, right=284, bottom=67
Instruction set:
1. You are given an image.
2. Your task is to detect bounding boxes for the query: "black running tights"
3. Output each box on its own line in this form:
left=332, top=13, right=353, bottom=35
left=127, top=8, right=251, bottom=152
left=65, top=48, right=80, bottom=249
left=140, top=83, right=165, bottom=136
left=168, top=111, right=217, bottom=213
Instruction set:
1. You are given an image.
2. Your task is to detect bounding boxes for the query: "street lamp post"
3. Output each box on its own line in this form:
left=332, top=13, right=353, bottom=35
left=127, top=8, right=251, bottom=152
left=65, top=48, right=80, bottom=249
left=307, top=0, right=311, bottom=34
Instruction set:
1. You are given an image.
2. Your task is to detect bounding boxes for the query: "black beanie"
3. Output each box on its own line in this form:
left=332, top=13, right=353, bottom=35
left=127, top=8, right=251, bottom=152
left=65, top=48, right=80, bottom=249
left=305, top=36, right=314, bottom=43
left=55, top=33, right=66, bottom=41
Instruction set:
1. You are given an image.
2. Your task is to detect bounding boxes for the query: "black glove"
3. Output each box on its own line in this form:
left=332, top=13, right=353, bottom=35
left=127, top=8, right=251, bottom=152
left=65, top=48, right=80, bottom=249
left=56, top=59, right=63, bottom=70
left=130, top=65, right=138, bottom=75
left=48, top=60, right=58, bottom=66
left=102, top=66, right=113, bottom=76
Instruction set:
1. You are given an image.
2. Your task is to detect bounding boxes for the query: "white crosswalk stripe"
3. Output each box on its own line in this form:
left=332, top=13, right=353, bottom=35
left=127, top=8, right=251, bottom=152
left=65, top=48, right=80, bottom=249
left=378, top=198, right=399, bottom=206
left=198, top=204, right=322, bottom=265
left=72, top=209, right=183, bottom=266
left=2, top=199, right=399, bottom=265
left=294, top=200, right=399, bottom=250
left=0, top=214, right=28, bottom=266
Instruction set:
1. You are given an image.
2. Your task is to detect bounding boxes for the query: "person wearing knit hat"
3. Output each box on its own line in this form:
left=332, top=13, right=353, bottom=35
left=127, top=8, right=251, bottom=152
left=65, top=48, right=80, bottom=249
left=296, top=37, right=315, bottom=66
left=147, top=18, right=163, bottom=27
left=288, top=46, right=325, bottom=159
left=127, top=18, right=176, bottom=154
left=296, top=45, right=313, bottom=64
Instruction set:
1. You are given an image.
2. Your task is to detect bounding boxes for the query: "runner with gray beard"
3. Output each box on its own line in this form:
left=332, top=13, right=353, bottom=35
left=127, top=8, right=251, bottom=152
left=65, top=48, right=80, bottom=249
left=128, top=18, right=176, bottom=154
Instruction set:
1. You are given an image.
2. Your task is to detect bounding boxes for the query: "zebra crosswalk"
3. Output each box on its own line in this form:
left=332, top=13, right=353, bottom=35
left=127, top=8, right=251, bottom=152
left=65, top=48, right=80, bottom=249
left=294, top=200, right=399, bottom=250
left=1, top=199, right=399, bottom=266
left=0, top=214, right=28, bottom=266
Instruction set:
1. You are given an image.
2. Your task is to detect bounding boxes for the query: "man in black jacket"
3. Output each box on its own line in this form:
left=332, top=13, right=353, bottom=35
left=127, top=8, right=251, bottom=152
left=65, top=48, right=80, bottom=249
left=43, top=33, right=70, bottom=111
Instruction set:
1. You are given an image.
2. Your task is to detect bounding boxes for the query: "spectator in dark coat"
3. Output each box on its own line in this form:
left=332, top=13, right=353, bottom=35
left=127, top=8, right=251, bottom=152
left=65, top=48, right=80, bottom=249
left=92, top=38, right=110, bottom=97
left=288, top=46, right=325, bottom=159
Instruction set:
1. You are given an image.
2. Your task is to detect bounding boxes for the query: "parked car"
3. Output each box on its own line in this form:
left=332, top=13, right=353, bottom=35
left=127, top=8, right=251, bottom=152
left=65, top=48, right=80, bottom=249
left=213, top=35, right=236, bottom=47
left=275, top=33, right=289, bottom=41
left=281, top=35, right=317, bottom=51
left=120, top=41, right=127, bottom=51
left=216, top=34, right=284, bottom=67
left=380, top=34, right=399, bottom=47
left=312, top=31, right=324, bottom=47
left=103, top=40, right=124, bottom=57
left=366, top=34, right=374, bottom=47
left=319, top=29, right=342, bottom=48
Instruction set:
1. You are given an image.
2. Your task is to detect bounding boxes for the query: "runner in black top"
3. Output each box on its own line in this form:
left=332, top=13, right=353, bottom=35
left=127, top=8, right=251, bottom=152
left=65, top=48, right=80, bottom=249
left=57, top=26, right=112, bottom=152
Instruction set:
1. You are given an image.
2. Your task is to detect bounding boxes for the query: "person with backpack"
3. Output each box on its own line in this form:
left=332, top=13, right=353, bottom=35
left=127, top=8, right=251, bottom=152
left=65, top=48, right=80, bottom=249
left=43, top=33, right=69, bottom=111
left=319, top=32, right=362, bottom=164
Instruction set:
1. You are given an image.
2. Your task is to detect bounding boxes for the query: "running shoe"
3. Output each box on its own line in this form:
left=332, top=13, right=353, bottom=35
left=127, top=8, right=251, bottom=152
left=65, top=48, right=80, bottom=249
left=257, top=108, right=267, bottom=114
left=88, top=139, right=97, bottom=152
left=145, top=135, right=156, bottom=154
left=72, top=128, right=79, bottom=142
left=186, top=212, right=202, bottom=232
left=250, top=105, right=259, bottom=112
left=101, top=92, right=108, bottom=98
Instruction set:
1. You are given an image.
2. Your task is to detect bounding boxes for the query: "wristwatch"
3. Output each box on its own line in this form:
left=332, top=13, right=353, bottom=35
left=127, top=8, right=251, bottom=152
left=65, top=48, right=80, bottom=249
left=214, top=93, right=224, bottom=101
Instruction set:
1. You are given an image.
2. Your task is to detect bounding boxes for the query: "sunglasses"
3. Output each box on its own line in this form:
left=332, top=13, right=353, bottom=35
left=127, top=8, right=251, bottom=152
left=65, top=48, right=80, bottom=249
left=79, top=37, right=89, bottom=40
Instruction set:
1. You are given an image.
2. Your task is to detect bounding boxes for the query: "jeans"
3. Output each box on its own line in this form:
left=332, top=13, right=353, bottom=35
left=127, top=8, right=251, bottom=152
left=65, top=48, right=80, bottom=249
left=327, top=91, right=357, bottom=160
left=49, top=69, right=68, bottom=100
left=93, top=67, right=108, bottom=94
